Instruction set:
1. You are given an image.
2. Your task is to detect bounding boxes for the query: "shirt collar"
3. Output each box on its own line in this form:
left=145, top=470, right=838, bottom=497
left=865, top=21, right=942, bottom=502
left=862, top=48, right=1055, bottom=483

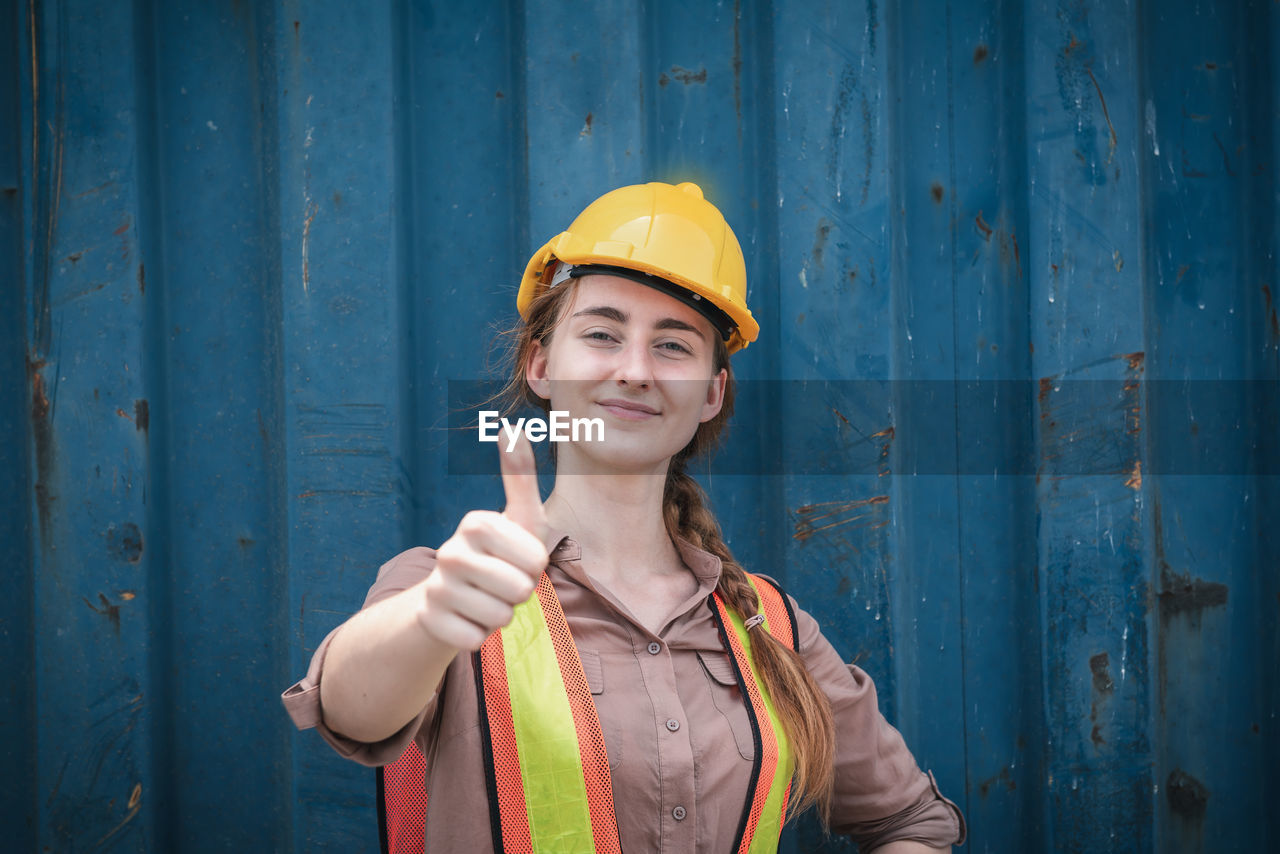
left=545, top=526, right=724, bottom=584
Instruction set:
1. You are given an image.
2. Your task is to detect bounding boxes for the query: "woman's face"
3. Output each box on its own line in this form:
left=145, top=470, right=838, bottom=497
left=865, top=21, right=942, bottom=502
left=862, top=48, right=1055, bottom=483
left=525, top=274, right=728, bottom=474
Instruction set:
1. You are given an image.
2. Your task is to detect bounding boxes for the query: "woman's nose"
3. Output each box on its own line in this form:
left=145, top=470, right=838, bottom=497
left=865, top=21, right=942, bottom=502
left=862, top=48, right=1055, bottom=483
left=613, top=341, right=654, bottom=388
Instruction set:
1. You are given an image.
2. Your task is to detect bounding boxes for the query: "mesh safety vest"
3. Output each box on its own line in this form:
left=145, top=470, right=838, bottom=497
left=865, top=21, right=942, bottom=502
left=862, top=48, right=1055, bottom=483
left=377, top=572, right=799, bottom=854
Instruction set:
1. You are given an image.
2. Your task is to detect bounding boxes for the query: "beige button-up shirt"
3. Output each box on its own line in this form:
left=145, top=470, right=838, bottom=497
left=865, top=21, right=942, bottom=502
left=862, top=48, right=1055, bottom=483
left=283, top=533, right=966, bottom=852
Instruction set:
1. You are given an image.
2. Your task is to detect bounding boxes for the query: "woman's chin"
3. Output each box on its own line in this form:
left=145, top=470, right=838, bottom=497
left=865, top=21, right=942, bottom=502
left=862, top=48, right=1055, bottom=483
left=555, top=440, right=680, bottom=477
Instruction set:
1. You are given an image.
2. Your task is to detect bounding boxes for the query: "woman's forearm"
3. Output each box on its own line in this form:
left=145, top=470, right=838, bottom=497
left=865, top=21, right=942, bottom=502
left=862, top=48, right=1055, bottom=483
left=318, top=580, right=459, bottom=744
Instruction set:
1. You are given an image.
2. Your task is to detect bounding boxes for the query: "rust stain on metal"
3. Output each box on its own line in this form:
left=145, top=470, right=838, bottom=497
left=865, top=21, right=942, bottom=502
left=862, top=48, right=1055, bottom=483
left=134, top=399, right=149, bottom=433
left=659, top=66, right=707, bottom=88
left=1124, top=351, right=1145, bottom=371
left=1166, top=769, right=1208, bottom=820
left=1011, top=230, right=1022, bottom=279
left=96, top=782, right=143, bottom=847
left=975, top=210, right=992, bottom=242
left=580, top=112, right=593, bottom=137
left=1125, top=459, right=1142, bottom=490
left=973, top=44, right=989, bottom=64
left=832, top=408, right=851, bottom=429
left=1261, top=284, right=1279, bottom=342
left=83, top=593, right=122, bottom=635
left=977, top=766, right=1015, bottom=798
left=28, top=354, right=56, bottom=545
left=30, top=358, right=49, bottom=421
left=107, top=522, right=144, bottom=563
left=1158, top=567, right=1228, bottom=620
left=930, top=182, right=944, bottom=204
left=812, top=218, right=832, bottom=268
left=113, top=220, right=129, bottom=236
left=669, top=65, right=707, bottom=85
left=1085, top=67, right=1118, bottom=164
left=1113, top=249, right=1124, bottom=271
left=1089, top=652, right=1114, bottom=693
left=1089, top=653, right=1114, bottom=747
left=794, top=495, right=889, bottom=541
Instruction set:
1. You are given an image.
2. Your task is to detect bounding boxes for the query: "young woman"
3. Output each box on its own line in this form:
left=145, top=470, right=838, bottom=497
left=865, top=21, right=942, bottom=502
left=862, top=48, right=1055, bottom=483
left=283, top=181, right=966, bottom=853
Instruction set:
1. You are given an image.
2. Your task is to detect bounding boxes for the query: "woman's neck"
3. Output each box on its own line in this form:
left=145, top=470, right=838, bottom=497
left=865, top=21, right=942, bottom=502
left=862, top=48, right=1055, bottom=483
left=543, top=471, right=684, bottom=585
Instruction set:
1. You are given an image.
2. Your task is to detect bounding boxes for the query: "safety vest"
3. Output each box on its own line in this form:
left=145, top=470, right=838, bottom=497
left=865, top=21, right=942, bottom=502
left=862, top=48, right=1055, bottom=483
left=377, top=572, right=799, bottom=854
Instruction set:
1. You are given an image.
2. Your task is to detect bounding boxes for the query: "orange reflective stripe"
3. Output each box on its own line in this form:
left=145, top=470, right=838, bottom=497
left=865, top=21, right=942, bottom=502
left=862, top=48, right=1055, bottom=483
left=713, top=592, right=780, bottom=853
left=477, top=573, right=620, bottom=853
left=377, top=745, right=427, bottom=854
left=533, top=574, right=622, bottom=854
left=711, top=574, right=799, bottom=854
left=754, top=578, right=795, bottom=651
left=478, top=628, right=533, bottom=853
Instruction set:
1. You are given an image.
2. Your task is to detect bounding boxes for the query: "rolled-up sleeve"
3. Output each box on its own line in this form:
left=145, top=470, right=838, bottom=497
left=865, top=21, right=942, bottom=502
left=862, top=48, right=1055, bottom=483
left=279, top=547, right=442, bottom=767
left=794, top=603, right=967, bottom=850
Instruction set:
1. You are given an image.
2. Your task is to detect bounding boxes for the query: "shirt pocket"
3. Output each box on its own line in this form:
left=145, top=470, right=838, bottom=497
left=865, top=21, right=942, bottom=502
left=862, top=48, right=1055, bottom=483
left=696, top=651, right=755, bottom=762
left=579, top=649, right=624, bottom=771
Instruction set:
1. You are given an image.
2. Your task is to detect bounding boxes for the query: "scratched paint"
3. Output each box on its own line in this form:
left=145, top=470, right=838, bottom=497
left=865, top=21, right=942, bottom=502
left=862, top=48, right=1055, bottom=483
left=5, top=1, right=1277, bottom=852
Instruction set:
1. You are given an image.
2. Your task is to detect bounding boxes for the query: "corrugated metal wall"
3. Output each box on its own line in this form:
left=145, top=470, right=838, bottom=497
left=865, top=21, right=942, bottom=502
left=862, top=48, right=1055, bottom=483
left=4, top=0, right=1277, bottom=851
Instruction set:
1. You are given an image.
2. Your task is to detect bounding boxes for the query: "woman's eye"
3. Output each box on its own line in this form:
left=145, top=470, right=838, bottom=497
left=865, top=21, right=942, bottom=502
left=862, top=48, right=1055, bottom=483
left=585, top=330, right=617, bottom=343
left=658, top=340, right=692, bottom=355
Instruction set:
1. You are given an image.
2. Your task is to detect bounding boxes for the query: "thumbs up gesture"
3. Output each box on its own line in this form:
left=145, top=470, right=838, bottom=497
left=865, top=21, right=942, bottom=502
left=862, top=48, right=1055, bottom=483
left=420, top=434, right=551, bottom=651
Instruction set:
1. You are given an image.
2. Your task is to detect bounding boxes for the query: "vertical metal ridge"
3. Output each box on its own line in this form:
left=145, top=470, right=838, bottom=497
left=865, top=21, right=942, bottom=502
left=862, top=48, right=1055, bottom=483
left=939, top=7, right=973, bottom=837
left=131, top=0, right=175, bottom=847
left=639, top=0, right=657, bottom=177
left=392, top=0, right=419, bottom=549
left=510, top=0, right=530, bottom=258
left=249, top=0, right=293, bottom=846
left=0, top=0, right=36, bottom=848
left=740, top=0, right=786, bottom=588
left=1246, top=4, right=1280, bottom=852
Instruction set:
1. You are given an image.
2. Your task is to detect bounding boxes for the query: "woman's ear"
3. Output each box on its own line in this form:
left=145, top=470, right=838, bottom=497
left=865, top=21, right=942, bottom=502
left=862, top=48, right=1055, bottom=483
left=699, top=367, right=728, bottom=423
left=525, top=339, right=551, bottom=400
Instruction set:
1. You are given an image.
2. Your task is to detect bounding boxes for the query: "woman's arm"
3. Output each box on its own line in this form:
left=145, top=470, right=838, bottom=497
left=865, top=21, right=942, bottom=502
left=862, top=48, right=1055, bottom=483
left=783, top=594, right=966, bottom=850
left=319, top=438, right=550, bottom=743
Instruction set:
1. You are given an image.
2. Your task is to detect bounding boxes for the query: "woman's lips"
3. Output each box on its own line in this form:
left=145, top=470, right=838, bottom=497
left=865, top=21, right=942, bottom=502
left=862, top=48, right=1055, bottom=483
left=597, top=398, right=660, bottom=421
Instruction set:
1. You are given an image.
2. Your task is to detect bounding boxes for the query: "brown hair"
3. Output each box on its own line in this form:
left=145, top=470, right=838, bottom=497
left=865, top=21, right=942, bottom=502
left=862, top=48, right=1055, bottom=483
left=498, top=279, right=836, bottom=824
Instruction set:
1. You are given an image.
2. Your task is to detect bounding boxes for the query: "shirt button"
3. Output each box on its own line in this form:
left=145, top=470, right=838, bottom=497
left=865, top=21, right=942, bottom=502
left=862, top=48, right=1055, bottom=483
left=647, top=642, right=661, bottom=655
left=666, top=718, right=680, bottom=732
left=672, top=805, right=687, bottom=821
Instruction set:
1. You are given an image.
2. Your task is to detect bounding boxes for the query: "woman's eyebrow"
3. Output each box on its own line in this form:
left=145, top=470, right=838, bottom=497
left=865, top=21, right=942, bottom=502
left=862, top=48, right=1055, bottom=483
left=654, top=318, right=706, bottom=339
left=571, top=305, right=627, bottom=323
left=571, top=306, right=706, bottom=340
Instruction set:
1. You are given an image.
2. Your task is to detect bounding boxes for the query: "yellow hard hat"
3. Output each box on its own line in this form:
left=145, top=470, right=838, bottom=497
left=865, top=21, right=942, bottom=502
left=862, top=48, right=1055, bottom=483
left=517, top=181, right=759, bottom=353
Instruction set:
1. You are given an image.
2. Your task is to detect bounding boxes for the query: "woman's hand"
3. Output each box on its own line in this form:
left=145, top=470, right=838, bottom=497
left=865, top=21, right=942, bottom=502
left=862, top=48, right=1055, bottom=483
left=419, top=435, right=550, bottom=650
left=317, top=435, right=550, bottom=744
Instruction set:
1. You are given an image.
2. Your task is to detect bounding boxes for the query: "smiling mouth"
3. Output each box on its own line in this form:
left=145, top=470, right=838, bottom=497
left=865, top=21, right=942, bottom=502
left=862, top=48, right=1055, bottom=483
left=597, top=399, right=660, bottom=419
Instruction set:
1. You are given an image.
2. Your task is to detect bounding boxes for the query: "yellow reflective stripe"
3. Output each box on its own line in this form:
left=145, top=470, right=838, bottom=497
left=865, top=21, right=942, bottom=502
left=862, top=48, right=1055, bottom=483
left=732, top=578, right=795, bottom=852
left=503, top=593, right=596, bottom=853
